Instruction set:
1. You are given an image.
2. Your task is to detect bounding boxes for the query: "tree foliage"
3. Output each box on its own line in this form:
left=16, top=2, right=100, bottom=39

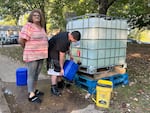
left=108, top=0, right=150, bottom=29
left=0, top=0, right=26, bottom=25
left=0, top=0, right=48, bottom=25
left=0, top=0, right=149, bottom=30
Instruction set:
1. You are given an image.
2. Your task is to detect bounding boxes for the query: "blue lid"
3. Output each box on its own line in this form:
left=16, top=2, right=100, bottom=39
left=17, top=67, right=27, bottom=72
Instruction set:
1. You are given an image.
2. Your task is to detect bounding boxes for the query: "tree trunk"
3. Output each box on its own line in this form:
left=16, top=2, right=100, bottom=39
left=96, top=0, right=117, bottom=15
left=98, top=0, right=108, bottom=15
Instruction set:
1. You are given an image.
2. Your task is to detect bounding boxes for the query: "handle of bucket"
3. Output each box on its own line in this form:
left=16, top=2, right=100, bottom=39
left=91, top=93, right=97, bottom=104
left=90, top=88, right=97, bottom=104
left=92, top=97, right=96, bottom=103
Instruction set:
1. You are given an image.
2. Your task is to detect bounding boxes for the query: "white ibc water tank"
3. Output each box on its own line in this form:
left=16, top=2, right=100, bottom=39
left=98, top=40, right=105, bottom=49
left=111, top=29, right=116, bottom=39
left=88, top=28, right=99, bottom=39
left=116, top=19, right=121, bottom=29
left=99, top=18, right=107, bottom=28
left=87, top=40, right=98, bottom=49
left=120, top=30, right=128, bottom=39
left=99, top=28, right=106, bottom=39
left=106, top=20, right=112, bottom=28
left=106, top=29, right=112, bottom=39
left=111, top=19, right=117, bottom=28
left=121, top=20, right=128, bottom=29
left=66, top=14, right=128, bottom=70
left=72, top=19, right=83, bottom=29
left=89, top=18, right=100, bottom=28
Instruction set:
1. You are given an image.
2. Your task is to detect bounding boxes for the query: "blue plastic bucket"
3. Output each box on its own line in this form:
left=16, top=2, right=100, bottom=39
left=63, top=60, right=78, bottom=81
left=16, top=67, right=27, bottom=86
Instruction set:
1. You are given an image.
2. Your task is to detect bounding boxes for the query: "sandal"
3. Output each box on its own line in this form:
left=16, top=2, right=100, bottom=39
left=28, top=95, right=42, bottom=103
left=35, top=89, right=44, bottom=96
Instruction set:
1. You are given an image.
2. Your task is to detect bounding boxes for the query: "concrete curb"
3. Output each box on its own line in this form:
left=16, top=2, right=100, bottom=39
left=0, top=80, right=11, bottom=113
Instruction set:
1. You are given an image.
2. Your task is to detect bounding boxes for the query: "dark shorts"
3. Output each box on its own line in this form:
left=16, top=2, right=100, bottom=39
left=49, top=59, right=61, bottom=72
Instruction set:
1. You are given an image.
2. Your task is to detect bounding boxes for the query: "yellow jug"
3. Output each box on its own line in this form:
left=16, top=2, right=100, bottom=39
left=92, top=79, right=113, bottom=108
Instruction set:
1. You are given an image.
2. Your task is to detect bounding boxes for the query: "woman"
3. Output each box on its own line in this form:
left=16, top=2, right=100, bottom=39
left=18, top=9, right=48, bottom=103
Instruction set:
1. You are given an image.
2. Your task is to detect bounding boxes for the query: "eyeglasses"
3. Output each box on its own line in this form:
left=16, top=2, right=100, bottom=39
left=33, top=14, right=40, bottom=17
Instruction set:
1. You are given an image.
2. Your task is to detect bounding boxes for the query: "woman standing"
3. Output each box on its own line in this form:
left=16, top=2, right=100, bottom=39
left=18, top=9, right=48, bottom=103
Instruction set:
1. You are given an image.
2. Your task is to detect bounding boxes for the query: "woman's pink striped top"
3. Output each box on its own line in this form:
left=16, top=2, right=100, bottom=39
left=19, top=22, right=48, bottom=62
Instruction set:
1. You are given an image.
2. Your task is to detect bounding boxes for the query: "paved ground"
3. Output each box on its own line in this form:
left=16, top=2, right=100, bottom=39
left=0, top=79, right=11, bottom=113
left=0, top=54, right=103, bottom=113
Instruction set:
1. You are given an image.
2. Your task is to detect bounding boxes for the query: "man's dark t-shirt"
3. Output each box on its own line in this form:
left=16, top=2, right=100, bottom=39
left=48, top=32, right=71, bottom=60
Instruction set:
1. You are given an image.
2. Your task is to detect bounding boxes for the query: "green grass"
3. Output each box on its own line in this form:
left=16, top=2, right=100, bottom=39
left=0, top=46, right=23, bottom=62
left=104, top=82, right=150, bottom=113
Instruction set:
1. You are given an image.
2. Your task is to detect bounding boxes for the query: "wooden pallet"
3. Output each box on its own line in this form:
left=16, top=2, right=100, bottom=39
left=102, top=73, right=129, bottom=88
left=75, top=75, right=97, bottom=94
left=78, top=65, right=126, bottom=80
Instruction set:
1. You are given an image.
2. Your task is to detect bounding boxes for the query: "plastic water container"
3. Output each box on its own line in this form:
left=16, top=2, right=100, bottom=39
left=16, top=67, right=27, bottom=86
left=92, top=80, right=113, bottom=108
left=63, top=60, right=79, bottom=81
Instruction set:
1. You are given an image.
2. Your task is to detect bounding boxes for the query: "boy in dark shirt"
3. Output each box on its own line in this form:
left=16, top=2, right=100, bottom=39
left=47, top=31, right=81, bottom=96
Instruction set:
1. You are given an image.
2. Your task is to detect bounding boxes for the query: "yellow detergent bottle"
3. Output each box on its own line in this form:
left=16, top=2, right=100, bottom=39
left=92, top=79, right=113, bottom=108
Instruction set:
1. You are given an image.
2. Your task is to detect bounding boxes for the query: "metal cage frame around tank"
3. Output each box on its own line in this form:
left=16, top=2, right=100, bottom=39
left=66, top=13, right=128, bottom=74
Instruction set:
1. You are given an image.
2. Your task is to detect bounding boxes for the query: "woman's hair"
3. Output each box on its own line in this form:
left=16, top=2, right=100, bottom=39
left=28, top=9, right=45, bottom=28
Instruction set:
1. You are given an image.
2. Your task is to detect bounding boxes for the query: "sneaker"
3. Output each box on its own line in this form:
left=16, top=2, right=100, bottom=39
left=51, top=85, right=61, bottom=96
left=65, top=82, right=72, bottom=88
left=57, top=80, right=65, bottom=89
left=47, top=69, right=61, bottom=76
left=34, top=89, right=44, bottom=96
